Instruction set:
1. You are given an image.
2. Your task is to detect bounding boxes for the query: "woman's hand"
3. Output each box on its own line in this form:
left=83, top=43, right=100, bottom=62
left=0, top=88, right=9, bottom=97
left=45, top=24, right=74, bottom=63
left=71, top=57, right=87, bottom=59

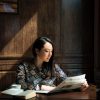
left=80, top=80, right=89, bottom=91
left=41, top=85, right=56, bottom=91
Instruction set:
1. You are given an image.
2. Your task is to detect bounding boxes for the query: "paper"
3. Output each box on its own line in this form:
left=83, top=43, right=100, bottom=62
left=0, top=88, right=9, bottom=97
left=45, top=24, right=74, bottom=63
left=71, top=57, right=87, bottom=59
left=34, top=74, right=86, bottom=94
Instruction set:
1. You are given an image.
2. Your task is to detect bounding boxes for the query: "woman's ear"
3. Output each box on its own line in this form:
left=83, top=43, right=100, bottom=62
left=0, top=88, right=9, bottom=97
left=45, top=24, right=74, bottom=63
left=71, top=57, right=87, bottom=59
left=35, top=48, right=39, bottom=55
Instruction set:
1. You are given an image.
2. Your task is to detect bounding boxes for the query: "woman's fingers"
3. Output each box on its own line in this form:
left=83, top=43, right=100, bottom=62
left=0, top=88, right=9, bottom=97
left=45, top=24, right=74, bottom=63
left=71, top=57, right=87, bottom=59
left=41, top=85, right=56, bottom=91
left=81, top=81, right=89, bottom=91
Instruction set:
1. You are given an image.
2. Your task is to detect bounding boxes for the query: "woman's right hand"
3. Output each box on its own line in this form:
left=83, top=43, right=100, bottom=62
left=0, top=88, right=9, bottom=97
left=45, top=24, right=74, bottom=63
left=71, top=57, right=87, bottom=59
left=80, top=80, right=89, bottom=91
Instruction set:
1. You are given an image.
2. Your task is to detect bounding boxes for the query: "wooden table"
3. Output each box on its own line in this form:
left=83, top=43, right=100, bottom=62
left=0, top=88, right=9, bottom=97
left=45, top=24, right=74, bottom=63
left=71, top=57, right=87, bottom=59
left=0, top=85, right=96, bottom=100
left=36, top=87, right=96, bottom=100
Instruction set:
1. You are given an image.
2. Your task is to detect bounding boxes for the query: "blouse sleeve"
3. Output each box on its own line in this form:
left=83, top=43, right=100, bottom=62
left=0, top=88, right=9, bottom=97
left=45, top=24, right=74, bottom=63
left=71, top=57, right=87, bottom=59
left=16, top=63, right=34, bottom=90
left=54, top=64, right=67, bottom=84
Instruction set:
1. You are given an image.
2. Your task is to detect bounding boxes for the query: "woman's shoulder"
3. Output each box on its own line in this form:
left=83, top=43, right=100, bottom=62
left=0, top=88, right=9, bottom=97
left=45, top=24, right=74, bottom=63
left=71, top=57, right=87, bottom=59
left=54, top=63, right=64, bottom=71
left=54, top=63, right=60, bottom=67
left=19, top=61, right=29, bottom=66
left=17, top=61, right=29, bottom=69
left=54, top=63, right=61, bottom=69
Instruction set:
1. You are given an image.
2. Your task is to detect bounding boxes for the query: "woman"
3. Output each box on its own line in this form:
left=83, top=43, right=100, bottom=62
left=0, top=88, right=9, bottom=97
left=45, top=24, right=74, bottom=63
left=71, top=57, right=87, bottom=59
left=16, top=37, right=89, bottom=91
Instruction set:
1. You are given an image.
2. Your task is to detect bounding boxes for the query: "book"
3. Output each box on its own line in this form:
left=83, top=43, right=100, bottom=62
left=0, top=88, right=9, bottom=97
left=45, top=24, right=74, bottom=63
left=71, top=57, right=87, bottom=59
left=1, top=84, right=36, bottom=99
left=15, top=90, right=36, bottom=99
left=34, top=74, right=86, bottom=94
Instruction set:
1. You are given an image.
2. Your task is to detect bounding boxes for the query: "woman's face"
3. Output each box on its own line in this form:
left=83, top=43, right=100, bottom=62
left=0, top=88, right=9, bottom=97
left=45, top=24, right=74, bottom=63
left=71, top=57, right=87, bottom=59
left=36, top=42, right=53, bottom=62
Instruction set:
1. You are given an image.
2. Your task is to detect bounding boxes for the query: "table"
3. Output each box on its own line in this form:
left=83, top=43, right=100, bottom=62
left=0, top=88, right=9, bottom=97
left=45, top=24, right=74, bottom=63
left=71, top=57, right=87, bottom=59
left=36, top=86, right=96, bottom=100
left=0, top=85, right=96, bottom=100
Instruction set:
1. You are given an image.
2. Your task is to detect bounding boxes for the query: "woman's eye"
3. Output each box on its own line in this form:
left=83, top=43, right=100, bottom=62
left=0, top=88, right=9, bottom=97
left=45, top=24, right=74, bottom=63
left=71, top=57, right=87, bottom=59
left=44, top=50, right=52, bottom=53
left=45, top=50, right=49, bottom=52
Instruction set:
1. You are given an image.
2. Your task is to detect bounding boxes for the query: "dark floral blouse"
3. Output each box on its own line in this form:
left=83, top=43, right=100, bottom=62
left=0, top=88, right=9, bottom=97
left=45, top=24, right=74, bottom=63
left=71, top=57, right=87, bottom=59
left=16, top=62, right=67, bottom=90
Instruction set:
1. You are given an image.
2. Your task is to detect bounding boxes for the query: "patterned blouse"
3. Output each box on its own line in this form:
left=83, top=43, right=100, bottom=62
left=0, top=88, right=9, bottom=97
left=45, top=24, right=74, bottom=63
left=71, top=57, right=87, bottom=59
left=16, top=62, right=67, bottom=90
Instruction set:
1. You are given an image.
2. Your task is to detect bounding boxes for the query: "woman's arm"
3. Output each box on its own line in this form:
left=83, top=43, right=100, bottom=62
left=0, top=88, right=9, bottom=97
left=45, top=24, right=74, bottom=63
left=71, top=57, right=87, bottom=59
left=54, top=64, right=67, bottom=83
left=54, top=64, right=89, bottom=91
left=80, top=79, right=89, bottom=91
left=16, top=63, right=34, bottom=90
left=38, top=64, right=67, bottom=91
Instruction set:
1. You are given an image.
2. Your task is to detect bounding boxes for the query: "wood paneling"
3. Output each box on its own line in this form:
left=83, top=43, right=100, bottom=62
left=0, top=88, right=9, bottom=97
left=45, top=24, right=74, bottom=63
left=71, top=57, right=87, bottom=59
left=0, top=71, right=16, bottom=90
left=94, top=0, right=100, bottom=87
left=0, top=0, right=61, bottom=90
left=0, top=60, right=18, bottom=90
left=60, top=0, right=94, bottom=83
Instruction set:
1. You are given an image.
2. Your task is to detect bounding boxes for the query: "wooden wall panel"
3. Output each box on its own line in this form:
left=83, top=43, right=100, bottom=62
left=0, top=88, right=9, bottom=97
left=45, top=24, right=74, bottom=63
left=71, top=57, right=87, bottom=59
left=94, top=0, right=100, bottom=87
left=0, top=0, right=61, bottom=90
left=60, top=0, right=94, bottom=83
left=61, top=64, right=88, bottom=77
left=0, top=60, right=18, bottom=90
left=0, top=71, right=16, bottom=90
left=61, top=0, right=82, bottom=55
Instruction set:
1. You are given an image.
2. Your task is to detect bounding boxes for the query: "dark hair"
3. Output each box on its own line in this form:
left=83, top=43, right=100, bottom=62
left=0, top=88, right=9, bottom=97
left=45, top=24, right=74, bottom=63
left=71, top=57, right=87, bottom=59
left=32, top=37, right=55, bottom=77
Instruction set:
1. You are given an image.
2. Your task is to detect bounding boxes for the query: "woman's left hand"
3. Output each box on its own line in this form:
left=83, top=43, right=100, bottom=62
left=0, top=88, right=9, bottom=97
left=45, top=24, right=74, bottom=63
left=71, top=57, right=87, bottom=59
left=41, top=85, right=56, bottom=91
left=80, top=80, right=89, bottom=91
